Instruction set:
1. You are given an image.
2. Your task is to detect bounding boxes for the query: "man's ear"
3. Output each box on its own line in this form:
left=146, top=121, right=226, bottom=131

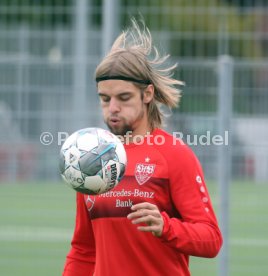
left=143, top=84, right=154, bottom=104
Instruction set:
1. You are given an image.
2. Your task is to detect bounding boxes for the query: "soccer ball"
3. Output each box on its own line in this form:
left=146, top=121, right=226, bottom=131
left=59, top=128, right=127, bottom=195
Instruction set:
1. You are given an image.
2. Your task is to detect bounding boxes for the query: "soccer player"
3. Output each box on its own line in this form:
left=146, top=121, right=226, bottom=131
left=63, top=19, right=222, bottom=276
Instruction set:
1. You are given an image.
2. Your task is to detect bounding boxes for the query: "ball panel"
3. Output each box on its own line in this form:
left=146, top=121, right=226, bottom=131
left=118, top=162, right=126, bottom=180
left=98, top=143, right=116, bottom=162
left=77, top=131, right=99, bottom=152
left=64, top=146, right=81, bottom=170
left=79, top=150, right=102, bottom=176
left=84, top=175, right=106, bottom=194
left=74, top=186, right=99, bottom=195
left=97, top=128, right=118, bottom=144
left=64, top=166, right=84, bottom=188
left=61, top=132, right=77, bottom=150
left=115, top=142, right=127, bottom=164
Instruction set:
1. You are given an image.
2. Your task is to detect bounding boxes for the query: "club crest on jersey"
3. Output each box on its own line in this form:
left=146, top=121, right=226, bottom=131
left=135, top=163, right=155, bottom=185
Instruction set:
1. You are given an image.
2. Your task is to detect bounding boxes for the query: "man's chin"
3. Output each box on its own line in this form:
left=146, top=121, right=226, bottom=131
left=107, top=124, right=132, bottom=136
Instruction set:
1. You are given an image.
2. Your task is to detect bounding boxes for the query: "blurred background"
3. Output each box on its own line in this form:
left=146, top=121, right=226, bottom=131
left=0, top=0, right=267, bottom=275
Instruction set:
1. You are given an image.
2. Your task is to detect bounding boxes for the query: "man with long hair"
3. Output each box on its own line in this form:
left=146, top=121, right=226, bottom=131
left=63, top=19, right=222, bottom=276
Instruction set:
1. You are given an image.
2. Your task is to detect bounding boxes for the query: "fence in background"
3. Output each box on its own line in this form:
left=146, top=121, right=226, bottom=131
left=0, top=1, right=268, bottom=276
left=0, top=1, right=267, bottom=183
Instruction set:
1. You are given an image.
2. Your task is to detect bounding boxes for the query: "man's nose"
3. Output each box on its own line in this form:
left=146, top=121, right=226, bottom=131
left=109, top=98, right=120, bottom=113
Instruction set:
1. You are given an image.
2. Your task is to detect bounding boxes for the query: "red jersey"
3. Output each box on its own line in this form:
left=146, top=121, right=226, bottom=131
left=63, top=129, right=222, bottom=276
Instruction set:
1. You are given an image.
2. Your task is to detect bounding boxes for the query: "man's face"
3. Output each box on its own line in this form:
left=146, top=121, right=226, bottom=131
left=97, top=80, right=152, bottom=136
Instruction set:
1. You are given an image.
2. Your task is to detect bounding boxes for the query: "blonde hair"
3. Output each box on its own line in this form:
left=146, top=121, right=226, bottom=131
left=95, top=19, right=183, bottom=129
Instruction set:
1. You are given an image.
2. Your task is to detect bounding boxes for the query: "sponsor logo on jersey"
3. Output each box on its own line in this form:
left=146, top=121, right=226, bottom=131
left=135, top=163, right=155, bottom=185
left=85, top=195, right=95, bottom=211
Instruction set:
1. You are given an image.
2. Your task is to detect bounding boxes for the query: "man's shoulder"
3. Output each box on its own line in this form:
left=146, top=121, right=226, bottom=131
left=150, top=129, right=201, bottom=175
left=152, top=128, right=196, bottom=160
left=153, top=128, right=185, bottom=148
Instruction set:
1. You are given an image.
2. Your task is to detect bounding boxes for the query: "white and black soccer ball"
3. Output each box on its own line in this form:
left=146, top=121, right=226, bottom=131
left=59, top=128, right=127, bottom=195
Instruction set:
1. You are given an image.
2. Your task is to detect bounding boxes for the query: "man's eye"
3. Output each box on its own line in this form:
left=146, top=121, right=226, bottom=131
left=119, top=95, right=131, bottom=101
left=100, top=96, right=110, bottom=102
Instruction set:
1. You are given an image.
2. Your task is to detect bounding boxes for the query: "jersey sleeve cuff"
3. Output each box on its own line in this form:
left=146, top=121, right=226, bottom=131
left=160, top=211, right=171, bottom=239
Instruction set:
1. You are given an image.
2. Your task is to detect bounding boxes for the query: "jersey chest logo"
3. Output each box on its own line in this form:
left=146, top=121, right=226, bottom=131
left=135, top=163, right=155, bottom=185
left=85, top=195, right=95, bottom=211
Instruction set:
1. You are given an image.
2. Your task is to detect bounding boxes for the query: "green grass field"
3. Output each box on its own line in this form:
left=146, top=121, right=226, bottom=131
left=0, top=181, right=267, bottom=276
